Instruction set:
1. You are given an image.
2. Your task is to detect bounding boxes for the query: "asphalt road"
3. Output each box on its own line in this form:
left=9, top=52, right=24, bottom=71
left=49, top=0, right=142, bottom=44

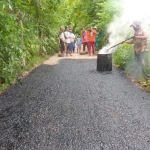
left=0, top=58, right=150, bottom=150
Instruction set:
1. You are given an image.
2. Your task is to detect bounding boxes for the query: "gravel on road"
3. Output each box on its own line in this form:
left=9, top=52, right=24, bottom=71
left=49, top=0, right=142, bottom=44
left=0, top=54, right=150, bottom=150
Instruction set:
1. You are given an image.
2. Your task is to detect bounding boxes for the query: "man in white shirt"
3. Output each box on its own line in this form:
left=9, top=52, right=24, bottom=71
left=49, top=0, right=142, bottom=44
left=64, top=26, right=71, bottom=56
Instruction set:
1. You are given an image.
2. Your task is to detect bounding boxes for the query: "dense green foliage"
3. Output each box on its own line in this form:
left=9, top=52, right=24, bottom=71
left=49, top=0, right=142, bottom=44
left=0, top=0, right=61, bottom=90
left=113, top=44, right=133, bottom=70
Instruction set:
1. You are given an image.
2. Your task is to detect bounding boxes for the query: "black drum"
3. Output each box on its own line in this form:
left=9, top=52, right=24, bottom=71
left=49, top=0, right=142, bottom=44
left=97, top=53, right=112, bottom=72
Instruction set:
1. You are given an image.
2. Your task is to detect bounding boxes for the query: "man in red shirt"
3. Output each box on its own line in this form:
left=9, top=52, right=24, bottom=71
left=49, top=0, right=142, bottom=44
left=87, top=26, right=97, bottom=56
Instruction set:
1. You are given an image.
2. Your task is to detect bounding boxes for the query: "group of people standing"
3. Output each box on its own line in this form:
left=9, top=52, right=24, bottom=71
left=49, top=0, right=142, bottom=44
left=58, top=26, right=74, bottom=56
left=82, top=27, right=102, bottom=54
left=58, top=26, right=101, bottom=56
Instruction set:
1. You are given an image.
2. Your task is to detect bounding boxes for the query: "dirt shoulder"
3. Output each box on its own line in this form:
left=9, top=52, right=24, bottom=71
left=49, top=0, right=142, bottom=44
left=43, top=52, right=97, bottom=65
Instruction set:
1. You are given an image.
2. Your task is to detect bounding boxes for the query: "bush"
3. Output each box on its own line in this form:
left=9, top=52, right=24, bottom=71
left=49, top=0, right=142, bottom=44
left=113, top=44, right=133, bottom=70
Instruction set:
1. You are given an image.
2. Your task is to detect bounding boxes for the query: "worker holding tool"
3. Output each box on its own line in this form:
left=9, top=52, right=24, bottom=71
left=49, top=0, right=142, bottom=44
left=121, top=21, right=150, bottom=79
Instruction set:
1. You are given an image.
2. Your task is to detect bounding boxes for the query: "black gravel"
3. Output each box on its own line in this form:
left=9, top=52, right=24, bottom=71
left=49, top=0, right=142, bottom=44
left=0, top=58, right=150, bottom=150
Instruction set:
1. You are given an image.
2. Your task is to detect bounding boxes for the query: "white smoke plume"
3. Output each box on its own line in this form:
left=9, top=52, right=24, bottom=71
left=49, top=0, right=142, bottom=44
left=99, top=0, right=150, bottom=54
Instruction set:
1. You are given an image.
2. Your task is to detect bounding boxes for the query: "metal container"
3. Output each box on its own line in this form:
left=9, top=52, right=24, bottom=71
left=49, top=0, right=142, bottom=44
left=97, top=53, right=112, bottom=72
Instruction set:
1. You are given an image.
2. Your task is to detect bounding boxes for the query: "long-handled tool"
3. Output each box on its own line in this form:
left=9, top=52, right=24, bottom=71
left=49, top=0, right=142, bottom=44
left=105, top=37, right=132, bottom=52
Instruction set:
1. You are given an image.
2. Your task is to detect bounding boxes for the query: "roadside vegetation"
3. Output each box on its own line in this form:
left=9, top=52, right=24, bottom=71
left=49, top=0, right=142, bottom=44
left=0, top=0, right=150, bottom=93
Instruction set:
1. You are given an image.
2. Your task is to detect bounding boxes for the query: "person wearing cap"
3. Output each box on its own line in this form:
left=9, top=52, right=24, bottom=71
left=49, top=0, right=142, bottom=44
left=121, top=21, right=150, bottom=79
left=87, top=26, right=97, bottom=56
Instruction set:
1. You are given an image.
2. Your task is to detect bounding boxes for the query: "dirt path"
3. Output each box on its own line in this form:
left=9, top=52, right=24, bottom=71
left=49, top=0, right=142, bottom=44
left=43, top=52, right=97, bottom=65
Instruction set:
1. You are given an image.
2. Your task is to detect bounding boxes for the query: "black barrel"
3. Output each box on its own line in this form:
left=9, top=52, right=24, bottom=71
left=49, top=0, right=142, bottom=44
left=97, top=53, right=112, bottom=72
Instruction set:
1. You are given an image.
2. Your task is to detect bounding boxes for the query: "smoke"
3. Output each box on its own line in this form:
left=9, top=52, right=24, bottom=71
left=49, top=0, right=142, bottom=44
left=99, top=0, right=150, bottom=54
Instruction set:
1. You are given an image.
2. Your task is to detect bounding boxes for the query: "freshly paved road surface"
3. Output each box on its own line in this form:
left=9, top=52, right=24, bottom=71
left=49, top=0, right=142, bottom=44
left=0, top=56, right=150, bottom=150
